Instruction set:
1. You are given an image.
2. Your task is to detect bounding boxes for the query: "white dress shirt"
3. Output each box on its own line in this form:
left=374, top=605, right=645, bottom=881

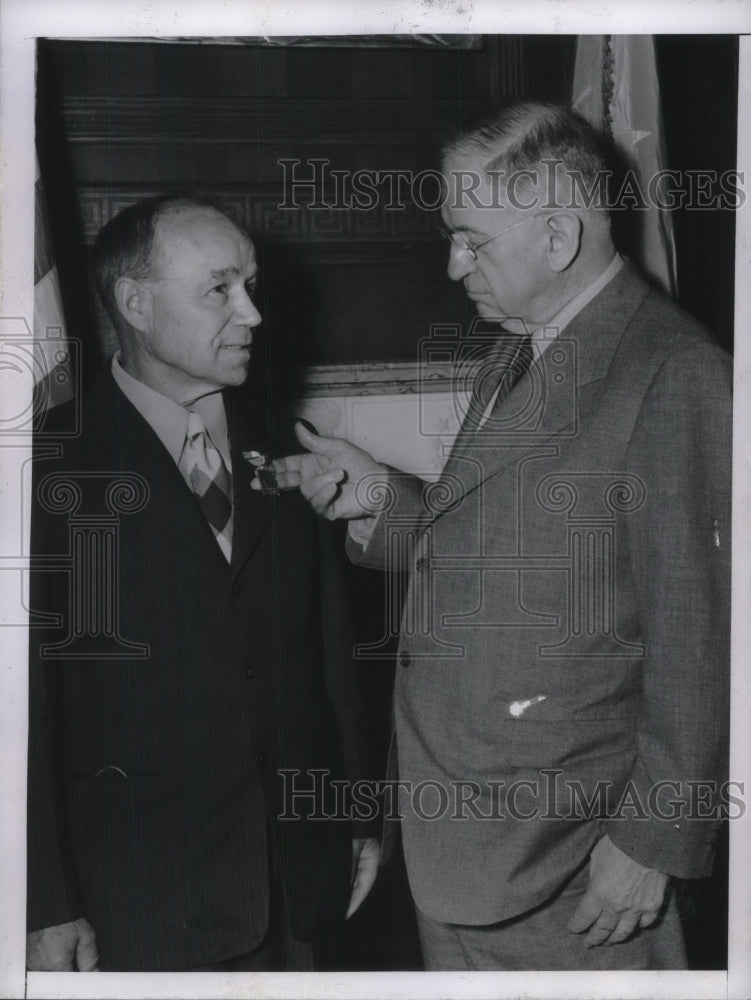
left=111, top=354, right=233, bottom=485
left=476, top=253, right=624, bottom=426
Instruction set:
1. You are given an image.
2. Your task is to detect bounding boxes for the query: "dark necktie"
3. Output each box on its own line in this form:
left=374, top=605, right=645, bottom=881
left=466, top=332, right=534, bottom=430
left=180, top=410, right=234, bottom=561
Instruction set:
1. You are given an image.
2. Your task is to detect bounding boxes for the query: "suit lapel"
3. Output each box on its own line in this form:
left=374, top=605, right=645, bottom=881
left=86, top=376, right=280, bottom=578
left=224, top=389, right=275, bottom=575
left=429, top=262, right=651, bottom=526
left=97, top=376, right=232, bottom=571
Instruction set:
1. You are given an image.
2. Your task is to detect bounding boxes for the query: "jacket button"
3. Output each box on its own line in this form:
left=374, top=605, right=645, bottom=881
left=399, top=651, right=411, bottom=668
left=243, top=667, right=255, bottom=680
left=255, top=751, right=266, bottom=765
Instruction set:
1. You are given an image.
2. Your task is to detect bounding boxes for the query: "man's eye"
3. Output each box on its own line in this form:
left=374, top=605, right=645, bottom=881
left=245, top=281, right=258, bottom=299
left=209, top=284, right=227, bottom=296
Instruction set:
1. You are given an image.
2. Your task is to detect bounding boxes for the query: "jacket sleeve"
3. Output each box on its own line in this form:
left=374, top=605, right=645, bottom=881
left=602, top=339, right=732, bottom=878
left=345, top=468, right=432, bottom=574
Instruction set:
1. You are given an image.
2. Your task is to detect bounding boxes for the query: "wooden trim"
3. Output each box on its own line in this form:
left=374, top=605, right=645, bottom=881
left=73, top=35, right=483, bottom=50
left=300, top=361, right=453, bottom=397
left=75, top=186, right=445, bottom=248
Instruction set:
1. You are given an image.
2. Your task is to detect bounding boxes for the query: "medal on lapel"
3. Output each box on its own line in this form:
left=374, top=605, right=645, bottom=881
left=242, top=450, right=280, bottom=495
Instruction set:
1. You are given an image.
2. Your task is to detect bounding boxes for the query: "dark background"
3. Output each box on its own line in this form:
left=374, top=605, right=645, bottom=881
left=36, top=36, right=738, bottom=379
left=35, top=35, right=737, bottom=970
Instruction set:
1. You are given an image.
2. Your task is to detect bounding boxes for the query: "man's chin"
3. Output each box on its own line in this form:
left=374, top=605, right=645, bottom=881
left=473, top=301, right=507, bottom=323
left=221, top=359, right=252, bottom=382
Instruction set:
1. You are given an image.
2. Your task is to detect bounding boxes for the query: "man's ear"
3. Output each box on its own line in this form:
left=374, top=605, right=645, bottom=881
left=544, top=212, right=582, bottom=272
left=114, top=276, right=152, bottom=334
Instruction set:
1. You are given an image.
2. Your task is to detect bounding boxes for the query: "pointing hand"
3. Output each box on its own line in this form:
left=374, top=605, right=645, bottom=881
left=253, top=422, right=390, bottom=521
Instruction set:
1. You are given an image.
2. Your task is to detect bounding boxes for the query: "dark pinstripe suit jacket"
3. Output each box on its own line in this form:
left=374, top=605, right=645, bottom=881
left=28, top=374, right=369, bottom=970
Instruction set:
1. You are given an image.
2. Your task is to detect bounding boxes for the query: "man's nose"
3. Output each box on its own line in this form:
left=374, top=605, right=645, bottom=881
left=446, top=244, right=474, bottom=282
left=233, top=288, right=262, bottom=328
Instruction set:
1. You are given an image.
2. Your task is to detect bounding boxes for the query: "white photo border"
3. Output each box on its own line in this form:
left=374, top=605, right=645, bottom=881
left=1, top=3, right=748, bottom=998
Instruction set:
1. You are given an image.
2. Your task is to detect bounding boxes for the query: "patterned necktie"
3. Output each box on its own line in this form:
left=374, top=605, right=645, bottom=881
left=466, top=332, right=534, bottom=430
left=181, top=410, right=233, bottom=561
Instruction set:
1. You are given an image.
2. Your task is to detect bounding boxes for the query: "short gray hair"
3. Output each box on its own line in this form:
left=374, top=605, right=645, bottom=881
left=442, top=101, right=609, bottom=209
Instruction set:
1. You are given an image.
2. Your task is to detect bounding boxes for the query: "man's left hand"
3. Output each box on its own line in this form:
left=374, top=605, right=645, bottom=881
left=346, top=838, right=380, bottom=919
left=568, top=834, right=668, bottom=947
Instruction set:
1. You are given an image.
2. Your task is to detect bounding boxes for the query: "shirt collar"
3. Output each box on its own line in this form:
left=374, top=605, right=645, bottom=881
left=533, top=252, right=624, bottom=357
left=111, top=354, right=231, bottom=468
left=470, top=253, right=624, bottom=429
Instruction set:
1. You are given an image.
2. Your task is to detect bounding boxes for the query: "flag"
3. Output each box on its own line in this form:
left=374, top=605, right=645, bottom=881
left=573, top=35, right=678, bottom=298
left=34, top=154, right=74, bottom=409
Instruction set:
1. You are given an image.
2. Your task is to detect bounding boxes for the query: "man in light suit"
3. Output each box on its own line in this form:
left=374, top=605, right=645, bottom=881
left=26, top=196, right=379, bottom=972
left=265, top=103, right=732, bottom=969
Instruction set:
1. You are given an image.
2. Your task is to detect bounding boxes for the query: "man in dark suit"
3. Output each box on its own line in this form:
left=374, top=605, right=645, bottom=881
left=265, top=103, right=732, bottom=969
left=26, top=196, right=379, bottom=972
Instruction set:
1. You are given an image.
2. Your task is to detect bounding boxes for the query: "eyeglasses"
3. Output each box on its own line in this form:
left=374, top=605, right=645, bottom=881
left=440, top=213, right=543, bottom=261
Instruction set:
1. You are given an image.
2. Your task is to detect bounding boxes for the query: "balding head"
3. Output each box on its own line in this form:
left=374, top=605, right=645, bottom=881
left=91, top=195, right=261, bottom=402
left=91, top=195, right=247, bottom=340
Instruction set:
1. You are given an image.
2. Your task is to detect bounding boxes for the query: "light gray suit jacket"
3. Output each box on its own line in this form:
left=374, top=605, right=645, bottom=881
left=353, top=262, right=732, bottom=925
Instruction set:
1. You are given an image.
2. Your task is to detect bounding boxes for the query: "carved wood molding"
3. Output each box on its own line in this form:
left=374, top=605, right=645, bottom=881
left=76, top=186, right=443, bottom=248
left=81, top=35, right=483, bottom=49
left=300, top=361, right=453, bottom=396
